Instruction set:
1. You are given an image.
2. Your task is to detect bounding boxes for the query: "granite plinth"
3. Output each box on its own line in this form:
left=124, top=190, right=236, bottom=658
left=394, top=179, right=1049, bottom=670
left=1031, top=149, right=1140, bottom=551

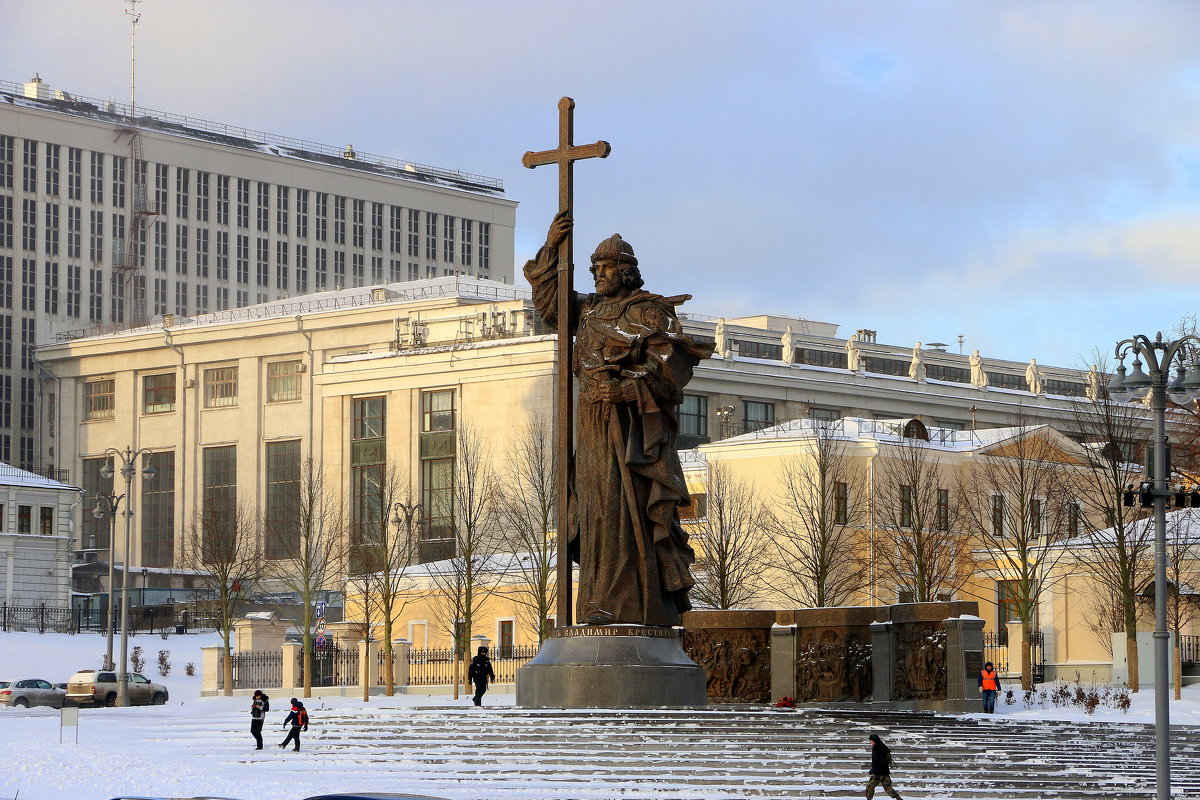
left=516, top=627, right=708, bottom=708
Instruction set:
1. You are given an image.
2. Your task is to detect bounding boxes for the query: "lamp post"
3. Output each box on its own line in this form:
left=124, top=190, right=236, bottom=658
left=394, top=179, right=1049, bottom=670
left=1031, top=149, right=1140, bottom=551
left=715, top=406, right=735, bottom=439
left=98, top=447, right=156, bottom=707
left=1107, top=331, right=1200, bottom=800
left=91, top=490, right=122, bottom=671
left=392, top=500, right=424, bottom=561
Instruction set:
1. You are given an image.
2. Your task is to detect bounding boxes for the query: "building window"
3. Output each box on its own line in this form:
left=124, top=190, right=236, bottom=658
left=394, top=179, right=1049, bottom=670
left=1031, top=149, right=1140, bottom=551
left=420, top=390, right=456, bottom=550
left=265, top=439, right=302, bottom=560
left=1030, top=498, right=1044, bottom=536
left=425, top=212, right=438, bottom=261
left=267, top=360, right=303, bottom=402
left=204, top=366, right=238, bottom=408
left=479, top=222, right=490, bottom=272
left=900, top=484, right=914, bottom=528
left=992, top=494, right=1005, bottom=537
left=461, top=219, right=473, bottom=267
left=679, top=394, right=708, bottom=439
left=143, top=373, right=176, bottom=414
left=334, top=196, right=346, bottom=245
left=407, top=208, right=420, bottom=256
left=39, top=507, right=54, bottom=536
left=350, top=396, right=386, bottom=573
left=202, top=445, right=237, bottom=542
left=443, top=215, right=456, bottom=263
left=84, top=379, right=115, bottom=421
left=81, top=456, right=113, bottom=549
left=809, top=407, right=841, bottom=423
left=834, top=481, right=849, bottom=525
left=743, top=400, right=775, bottom=432
left=1066, top=500, right=1082, bottom=537
left=936, top=488, right=951, bottom=531
left=997, top=580, right=1023, bottom=626
left=142, top=451, right=175, bottom=568
left=17, top=505, right=30, bottom=534
left=498, top=619, right=514, bottom=658
left=352, top=199, right=365, bottom=248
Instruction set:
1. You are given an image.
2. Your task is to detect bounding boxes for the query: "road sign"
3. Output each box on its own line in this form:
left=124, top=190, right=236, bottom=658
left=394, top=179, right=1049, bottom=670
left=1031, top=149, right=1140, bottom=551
left=315, top=633, right=327, bottom=649
left=315, top=601, right=327, bottom=618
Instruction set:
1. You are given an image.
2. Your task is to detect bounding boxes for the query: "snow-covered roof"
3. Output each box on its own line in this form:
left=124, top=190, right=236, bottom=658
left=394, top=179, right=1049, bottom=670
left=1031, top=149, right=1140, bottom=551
left=711, top=415, right=1054, bottom=453
left=0, top=462, right=79, bottom=492
left=56, top=275, right=531, bottom=343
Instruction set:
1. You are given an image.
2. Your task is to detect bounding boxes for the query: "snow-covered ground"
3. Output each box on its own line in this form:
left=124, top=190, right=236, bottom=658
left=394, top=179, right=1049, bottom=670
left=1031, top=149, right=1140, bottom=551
left=1, top=629, right=1198, bottom=800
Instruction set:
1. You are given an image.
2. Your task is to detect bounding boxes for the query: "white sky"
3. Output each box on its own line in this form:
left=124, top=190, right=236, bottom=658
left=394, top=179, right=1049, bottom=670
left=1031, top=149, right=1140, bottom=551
left=5, top=1, right=1200, bottom=364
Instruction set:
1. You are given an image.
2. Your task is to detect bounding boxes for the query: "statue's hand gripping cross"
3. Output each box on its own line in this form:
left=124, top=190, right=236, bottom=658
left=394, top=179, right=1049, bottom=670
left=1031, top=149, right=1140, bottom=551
left=522, top=96, right=610, bottom=628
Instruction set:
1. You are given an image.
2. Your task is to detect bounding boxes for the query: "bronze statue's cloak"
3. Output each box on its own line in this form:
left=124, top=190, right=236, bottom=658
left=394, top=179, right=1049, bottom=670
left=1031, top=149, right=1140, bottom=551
left=524, top=243, right=714, bottom=626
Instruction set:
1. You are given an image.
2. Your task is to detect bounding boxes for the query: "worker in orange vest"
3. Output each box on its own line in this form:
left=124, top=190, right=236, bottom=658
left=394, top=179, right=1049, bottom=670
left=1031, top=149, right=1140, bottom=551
left=978, top=661, right=1002, bottom=713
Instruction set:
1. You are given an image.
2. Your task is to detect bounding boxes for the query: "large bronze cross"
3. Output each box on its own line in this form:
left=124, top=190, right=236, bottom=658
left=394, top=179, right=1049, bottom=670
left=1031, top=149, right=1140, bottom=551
left=522, top=97, right=610, bottom=629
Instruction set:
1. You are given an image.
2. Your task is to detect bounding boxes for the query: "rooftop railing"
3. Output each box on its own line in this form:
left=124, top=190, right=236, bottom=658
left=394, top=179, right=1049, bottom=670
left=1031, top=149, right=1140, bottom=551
left=0, top=79, right=504, bottom=193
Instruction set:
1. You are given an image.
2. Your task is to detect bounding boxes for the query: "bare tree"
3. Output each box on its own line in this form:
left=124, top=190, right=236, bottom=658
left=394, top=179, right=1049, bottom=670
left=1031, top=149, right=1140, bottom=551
left=496, top=414, right=557, bottom=645
left=1065, top=358, right=1154, bottom=691
left=959, top=423, right=1077, bottom=689
left=180, top=499, right=264, bottom=697
left=689, top=460, right=770, bottom=609
left=1162, top=510, right=1200, bottom=700
left=426, top=423, right=507, bottom=699
left=767, top=423, right=869, bottom=608
left=873, top=436, right=975, bottom=603
left=349, top=463, right=420, bottom=698
left=263, top=457, right=346, bottom=699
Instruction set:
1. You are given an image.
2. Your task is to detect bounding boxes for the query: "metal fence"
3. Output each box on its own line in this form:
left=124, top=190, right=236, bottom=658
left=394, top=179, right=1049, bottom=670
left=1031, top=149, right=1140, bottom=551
left=1182, top=635, right=1200, bottom=665
left=408, top=647, right=459, bottom=686
left=297, top=644, right=360, bottom=687
left=227, top=651, right=283, bottom=690
left=983, top=630, right=1045, bottom=683
left=406, top=645, right=538, bottom=686
left=492, top=645, right=539, bottom=683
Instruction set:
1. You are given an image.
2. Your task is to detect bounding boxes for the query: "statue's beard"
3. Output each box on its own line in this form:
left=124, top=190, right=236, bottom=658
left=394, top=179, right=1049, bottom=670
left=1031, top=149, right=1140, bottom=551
left=595, top=278, right=622, bottom=297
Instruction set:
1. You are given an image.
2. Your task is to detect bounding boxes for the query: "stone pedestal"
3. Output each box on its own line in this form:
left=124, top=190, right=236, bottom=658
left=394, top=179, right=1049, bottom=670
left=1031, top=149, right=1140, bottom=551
left=517, top=626, right=707, bottom=708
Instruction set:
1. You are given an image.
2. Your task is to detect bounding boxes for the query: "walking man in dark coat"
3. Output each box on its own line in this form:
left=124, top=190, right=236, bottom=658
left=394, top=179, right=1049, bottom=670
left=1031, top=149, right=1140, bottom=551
left=467, top=646, right=496, bottom=707
left=866, top=734, right=904, bottom=799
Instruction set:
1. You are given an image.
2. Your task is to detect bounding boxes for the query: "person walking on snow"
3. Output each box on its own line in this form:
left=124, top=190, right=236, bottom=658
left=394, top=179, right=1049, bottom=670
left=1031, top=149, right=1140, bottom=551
left=279, top=698, right=307, bottom=751
left=979, top=661, right=1002, bottom=713
left=249, top=689, right=270, bottom=749
left=467, top=645, right=496, bottom=706
left=866, top=733, right=904, bottom=799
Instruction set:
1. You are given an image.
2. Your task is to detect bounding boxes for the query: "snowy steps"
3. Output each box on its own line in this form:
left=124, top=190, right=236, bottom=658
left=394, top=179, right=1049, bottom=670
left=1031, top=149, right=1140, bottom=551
left=194, top=706, right=1200, bottom=799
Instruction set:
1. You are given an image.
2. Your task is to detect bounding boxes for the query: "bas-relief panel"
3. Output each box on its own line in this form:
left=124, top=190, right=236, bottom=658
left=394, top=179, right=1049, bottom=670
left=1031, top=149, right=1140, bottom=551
left=891, top=621, right=947, bottom=701
left=682, top=627, right=771, bottom=703
left=793, top=627, right=873, bottom=702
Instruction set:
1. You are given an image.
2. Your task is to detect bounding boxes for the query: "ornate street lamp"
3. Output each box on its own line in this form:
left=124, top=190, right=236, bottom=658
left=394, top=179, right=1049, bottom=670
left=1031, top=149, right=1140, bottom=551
left=91, top=489, right=121, bottom=671
left=99, top=446, right=157, bottom=707
left=1108, top=331, right=1200, bottom=800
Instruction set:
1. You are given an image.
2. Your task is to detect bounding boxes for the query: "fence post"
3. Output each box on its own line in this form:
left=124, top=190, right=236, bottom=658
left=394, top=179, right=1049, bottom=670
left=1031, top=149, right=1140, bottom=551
left=394, top=639, right=411, bottom=687
left=281, top=642, right=302, bottom=691
left=2, top=603, right=6, bottom=632
left=200, top=645, right=223, bottom=695
left=359, top=639, right=380, bottom=695
left=39, top=603, right=46, bottom=634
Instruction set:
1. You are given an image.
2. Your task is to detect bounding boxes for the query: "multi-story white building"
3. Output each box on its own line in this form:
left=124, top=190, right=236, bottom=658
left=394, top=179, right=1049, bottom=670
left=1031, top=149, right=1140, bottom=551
left=0, top=73, right=517, bottom=472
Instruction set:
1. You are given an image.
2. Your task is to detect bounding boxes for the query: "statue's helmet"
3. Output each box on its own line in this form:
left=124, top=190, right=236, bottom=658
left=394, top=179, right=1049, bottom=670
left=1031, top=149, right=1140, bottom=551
left=590, top=233, right=638, bottom=267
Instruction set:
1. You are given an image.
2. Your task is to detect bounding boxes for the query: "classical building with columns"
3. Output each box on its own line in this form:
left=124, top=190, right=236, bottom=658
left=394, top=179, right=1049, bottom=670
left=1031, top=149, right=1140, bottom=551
left=36, top=275, right=1115, bottom=626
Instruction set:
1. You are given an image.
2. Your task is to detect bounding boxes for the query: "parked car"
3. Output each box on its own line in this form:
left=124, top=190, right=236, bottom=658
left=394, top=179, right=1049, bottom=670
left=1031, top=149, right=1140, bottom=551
left=0, top=678, right=66, bottom=708
left=64, top=670, right=168, bottom=707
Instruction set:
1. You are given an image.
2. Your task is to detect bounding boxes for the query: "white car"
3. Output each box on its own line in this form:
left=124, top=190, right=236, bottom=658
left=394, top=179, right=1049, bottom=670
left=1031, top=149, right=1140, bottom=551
left=0, top=678, right=66, bottom=708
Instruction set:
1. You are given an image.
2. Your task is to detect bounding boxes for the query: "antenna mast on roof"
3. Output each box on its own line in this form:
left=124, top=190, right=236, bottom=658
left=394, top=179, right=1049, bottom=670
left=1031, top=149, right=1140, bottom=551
left=114, top=0, right=153, bottom=324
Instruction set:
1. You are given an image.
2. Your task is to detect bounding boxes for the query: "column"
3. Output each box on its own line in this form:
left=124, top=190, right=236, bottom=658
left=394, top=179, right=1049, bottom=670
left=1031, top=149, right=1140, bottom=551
left=770, top=625, right=797, bottom=702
